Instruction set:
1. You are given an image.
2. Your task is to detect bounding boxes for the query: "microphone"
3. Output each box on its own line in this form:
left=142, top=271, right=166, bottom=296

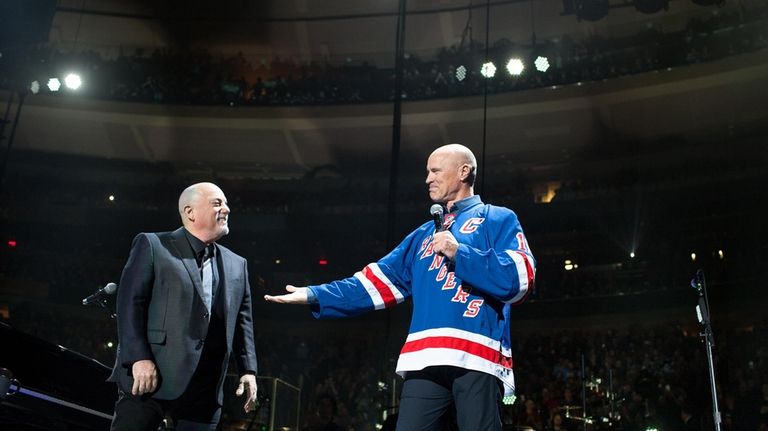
left=690, top=269, right=704, bottom=292
left=82, top=282, right=117, bottom=305
left=430, top=204, right=444, bottom=232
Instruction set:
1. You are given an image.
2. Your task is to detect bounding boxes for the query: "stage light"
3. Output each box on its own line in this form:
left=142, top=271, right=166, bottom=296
left=690, top=252, right=696, bottom=262
left=456, top=65, right=467, bottom=82
left=7, top=240, right=17, bottom=248
left=319, top=259, right=328, bottom=266
left=564, top=259, right=574, bottom=271
left=534, top=56, right=550, bottom=72
left=505, top=58, right=524, bottom=76
left=718, top=249, right=724, bottom=259
left=630, top=252, right=635, bottom=258
left=30, top=80, right=40, bottom=94
left=107, top=341, right=114, bottom=348
left=47, top=78, right=61, bottom=92
left=503, top=394, right=516, bottom=405
left=480, top=62, right=496, bottom=78
left=64, top=73, right=82, bottom=90
left=108, top=194, right=115, bottom=202
left=275, top=259, right=281, bottom=264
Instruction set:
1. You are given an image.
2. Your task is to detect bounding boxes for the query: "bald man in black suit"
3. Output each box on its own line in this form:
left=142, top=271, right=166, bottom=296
left=108, top=182, right=258, bottom=431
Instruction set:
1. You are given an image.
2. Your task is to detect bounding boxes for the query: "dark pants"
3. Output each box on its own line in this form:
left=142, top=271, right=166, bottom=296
left=111, top=336, right=226, bottom=431
left=110, top=375, right=222, bottom=431
left=395, top=366, right=503, bottom=431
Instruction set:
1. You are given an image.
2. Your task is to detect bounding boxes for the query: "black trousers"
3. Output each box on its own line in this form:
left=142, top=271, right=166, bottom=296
left=111, top=336, right=227, bottom=431
left=395, top=366, right=504, bottom=431
left=109, top=381, right=221, bottom=431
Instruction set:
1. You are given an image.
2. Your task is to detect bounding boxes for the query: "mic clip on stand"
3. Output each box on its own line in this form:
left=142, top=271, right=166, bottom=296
left=692, top=269, right=722, bottom=431
left=83, top=292, right=116, bottom=320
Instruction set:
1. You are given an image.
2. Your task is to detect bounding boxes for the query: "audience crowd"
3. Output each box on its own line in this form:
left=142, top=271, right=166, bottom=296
left=1, top=5, right=767, bottom=106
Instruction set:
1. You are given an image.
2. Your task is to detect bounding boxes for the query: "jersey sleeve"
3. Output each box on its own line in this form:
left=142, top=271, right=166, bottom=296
left=453, top=207, right=535, bottom=304
left=308, top=226, right=427, bottom=319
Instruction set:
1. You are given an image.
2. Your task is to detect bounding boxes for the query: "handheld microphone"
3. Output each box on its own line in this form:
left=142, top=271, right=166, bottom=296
left=82, top=282, right=117, bottom=305
left=430, top=204, right=444, bottom=232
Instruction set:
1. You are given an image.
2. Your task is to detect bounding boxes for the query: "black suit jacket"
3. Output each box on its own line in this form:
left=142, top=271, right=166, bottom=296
left=108, top=227, right=258, bottom=402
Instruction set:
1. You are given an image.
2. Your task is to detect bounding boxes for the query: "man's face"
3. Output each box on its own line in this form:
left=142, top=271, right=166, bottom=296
left=189, top=185, right=230, bottom=242
left=425, top=151, right=464, bottom=203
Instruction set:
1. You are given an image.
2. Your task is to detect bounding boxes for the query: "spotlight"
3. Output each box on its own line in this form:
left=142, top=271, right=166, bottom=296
left=534, top=56, right=550, bottom=72
left=630, top=252, right=635, bottom=258
left=506, top=58, right=525, bottom=76
left=64, top=73, right=82, bottom=90
left=690, top=252, right=696, bottom=262
left=30, top=80, right=40, bottom=94
left=47, top=78, right=61, bottom=92
left=480, top=62, right=496, bottom=78
left=456, top=65, right=467, bottom=82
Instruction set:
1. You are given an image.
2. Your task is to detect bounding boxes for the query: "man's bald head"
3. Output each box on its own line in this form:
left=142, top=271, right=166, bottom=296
left=179, top=183, right=211, bottom=218
left=425, top=143, right=477, bottom=206
left=429, top=144, right=477, bottom=186
left=178, top=182, right=231, bottom=243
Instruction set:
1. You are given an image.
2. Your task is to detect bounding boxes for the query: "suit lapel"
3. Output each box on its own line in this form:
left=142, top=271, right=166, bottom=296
left=217, top=245, right=237, bottom=342
left=170, top=228, right=206, bottom=306
left=218, top=245, right=233, bottom=312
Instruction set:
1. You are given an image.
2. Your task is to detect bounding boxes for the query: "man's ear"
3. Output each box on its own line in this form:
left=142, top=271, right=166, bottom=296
left=184, top=205, right=194, bottom=221
left=459, top=164, right=470, bottom=182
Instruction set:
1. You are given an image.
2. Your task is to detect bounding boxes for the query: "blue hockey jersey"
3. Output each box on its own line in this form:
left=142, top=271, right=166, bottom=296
left=308, top=195, right=535, bottom=394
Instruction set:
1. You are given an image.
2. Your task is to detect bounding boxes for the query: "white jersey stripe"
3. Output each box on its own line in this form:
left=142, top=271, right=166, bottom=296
left=367, top=263, right=406, bottom=304
left=396, top=348, right=516, bottom=393
left=353, top=271, right=386, bottom=310
left=505, top=250, right=532, bottom=304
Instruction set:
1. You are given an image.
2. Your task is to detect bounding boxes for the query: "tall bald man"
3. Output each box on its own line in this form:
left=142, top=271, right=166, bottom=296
left=109, top=182, right=258, bottom=430
left=266, top=144, right=536, bottom=430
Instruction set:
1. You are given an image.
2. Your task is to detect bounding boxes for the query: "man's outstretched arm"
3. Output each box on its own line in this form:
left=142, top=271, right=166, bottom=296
left=264, top=285, right=309, bottom=304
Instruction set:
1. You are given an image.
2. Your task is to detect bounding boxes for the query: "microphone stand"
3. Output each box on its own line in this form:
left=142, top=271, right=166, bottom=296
left=92, top=297, right=116, bottom=319
left=692, top=269, right=722, bottom=431
left=82, top=289, right=117, bottom=319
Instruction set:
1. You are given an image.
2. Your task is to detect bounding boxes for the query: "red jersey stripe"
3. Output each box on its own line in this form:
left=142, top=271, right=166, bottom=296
left=513, top=251, right=535, bottom=304
left=401, top=336, right=513, bottom=368
left=363, top=266, right=398, bottom=307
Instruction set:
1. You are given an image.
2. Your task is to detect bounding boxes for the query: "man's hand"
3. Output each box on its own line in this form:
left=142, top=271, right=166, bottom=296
left=432, top=231, right=459, bottom=260
left=131, top=359, right=158, bottom=396
left=235, top=374, right=258, bottom=412
left=264, top=285, right=309, bottom=304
